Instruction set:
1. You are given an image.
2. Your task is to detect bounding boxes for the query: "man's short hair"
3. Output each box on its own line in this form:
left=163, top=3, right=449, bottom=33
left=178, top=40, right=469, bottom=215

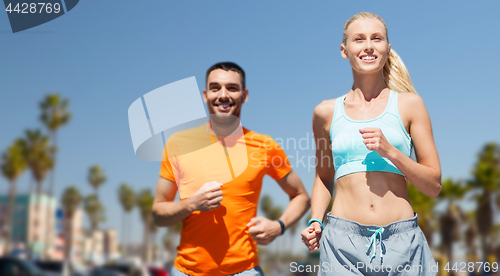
left=206, top=62, right=246, bottom=90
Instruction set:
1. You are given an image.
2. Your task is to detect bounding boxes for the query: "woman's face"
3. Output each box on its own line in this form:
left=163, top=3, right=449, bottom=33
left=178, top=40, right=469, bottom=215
left=341, top=18, right=391, bottom=75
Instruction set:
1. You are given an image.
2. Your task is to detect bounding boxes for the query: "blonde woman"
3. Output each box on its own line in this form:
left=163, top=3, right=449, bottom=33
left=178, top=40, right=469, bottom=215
left=301, top=12, right=441, bottom=275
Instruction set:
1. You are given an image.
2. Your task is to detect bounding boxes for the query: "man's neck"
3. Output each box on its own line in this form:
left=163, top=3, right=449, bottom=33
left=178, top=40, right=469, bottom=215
left=207, top=118, right=241, bottom=137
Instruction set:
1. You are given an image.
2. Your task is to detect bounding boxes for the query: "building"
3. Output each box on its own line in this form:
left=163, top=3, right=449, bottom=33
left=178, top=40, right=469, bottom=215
left=0, top=193, right=57, bottom=258
left=103, top=228, right=118, bottom=260
left=83, top=229, right=104, bottom=264
left=81, top=228, right=119, bottom=264
left=62, top=208, right=85, bottom=262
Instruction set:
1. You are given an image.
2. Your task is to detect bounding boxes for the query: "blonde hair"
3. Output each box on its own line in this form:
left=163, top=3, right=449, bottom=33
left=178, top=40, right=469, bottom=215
left=342, top=12, right=418, bottom=94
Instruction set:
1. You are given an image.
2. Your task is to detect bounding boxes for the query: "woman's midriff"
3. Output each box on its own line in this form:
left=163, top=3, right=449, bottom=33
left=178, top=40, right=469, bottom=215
left=330, top=171, right=415, bottom=226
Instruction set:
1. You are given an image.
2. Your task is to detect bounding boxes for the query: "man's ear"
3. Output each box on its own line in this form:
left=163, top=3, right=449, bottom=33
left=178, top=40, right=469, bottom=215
left=340, top=44, right=348, bottom=59
left=243, top=88, right=249, bottom=103
left=202, top=88, right=207, bottom=104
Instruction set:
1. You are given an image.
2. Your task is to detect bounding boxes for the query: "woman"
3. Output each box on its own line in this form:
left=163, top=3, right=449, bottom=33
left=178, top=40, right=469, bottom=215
left=301, top=12, right=441, bottom=275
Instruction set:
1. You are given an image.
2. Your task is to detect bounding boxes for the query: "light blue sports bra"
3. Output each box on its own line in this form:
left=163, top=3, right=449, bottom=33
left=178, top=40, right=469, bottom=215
left=330, top=90, right=413, bottom=181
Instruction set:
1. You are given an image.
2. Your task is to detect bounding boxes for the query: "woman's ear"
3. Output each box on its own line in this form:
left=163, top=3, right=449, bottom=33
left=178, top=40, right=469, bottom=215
left=340, top=44, right=348, bottom=59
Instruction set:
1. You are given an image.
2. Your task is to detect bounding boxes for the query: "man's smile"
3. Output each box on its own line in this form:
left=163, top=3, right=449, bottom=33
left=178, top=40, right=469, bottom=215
left=214, top=102, right=234, bottom=112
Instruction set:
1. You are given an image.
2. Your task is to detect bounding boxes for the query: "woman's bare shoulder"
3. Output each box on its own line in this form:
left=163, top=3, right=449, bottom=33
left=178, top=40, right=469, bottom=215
left=313, top=99, right=336, bottom=135
left=398, top=91, right=424, bottom=104
left=398, top=92, right=428, bottom=119
left=313, top=99, right=336, bottom=121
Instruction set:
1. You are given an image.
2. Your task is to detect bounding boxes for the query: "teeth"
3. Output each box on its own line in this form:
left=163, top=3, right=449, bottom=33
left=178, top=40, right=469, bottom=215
left=221, top=105, right=230, bottom=108
left=362, top=56, right=376, bottom=60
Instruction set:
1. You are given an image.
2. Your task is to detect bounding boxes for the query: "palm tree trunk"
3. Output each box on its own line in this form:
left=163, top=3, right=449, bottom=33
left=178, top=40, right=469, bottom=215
left=477, top=191, right=492, bottom=260
left=64, top=213, right=73, bottom=261
left=89, top=226, right=95, bottom=264
left=447, top=243, right=455, bottom=276
left=44, top=131, right=56, bottom=260
left=34, top=180, right=43, bottom=259
left=143, top=220, right=150, bottom=262
left=481, top=236, right=489, bottom=261
left=44, top=192, right=53, bottom=259
left=129, top=212, right=133, bottom=257
left=5, top=180, right=17, bottom=254
left=48, top=131, right=56, bottom=198
left=122, top=211, right=126, bottom=257
left=150, top=230, right=156, bottom=262
left=29, top=176, right=34, bottom=193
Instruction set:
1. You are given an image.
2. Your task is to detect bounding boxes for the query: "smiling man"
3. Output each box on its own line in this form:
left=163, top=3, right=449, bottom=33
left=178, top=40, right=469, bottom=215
left=152, top=62, right=310, bottom=276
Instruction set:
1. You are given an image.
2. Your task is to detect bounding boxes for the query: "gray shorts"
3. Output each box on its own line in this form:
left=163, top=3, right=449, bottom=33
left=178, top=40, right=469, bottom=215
left=318, top=213, right=437, bottom=276
left=170, top=265, right=264, bottom=276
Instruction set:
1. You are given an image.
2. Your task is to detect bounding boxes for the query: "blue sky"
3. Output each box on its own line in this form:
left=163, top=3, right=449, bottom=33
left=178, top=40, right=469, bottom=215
left=1, top=1, right=499, bottom=252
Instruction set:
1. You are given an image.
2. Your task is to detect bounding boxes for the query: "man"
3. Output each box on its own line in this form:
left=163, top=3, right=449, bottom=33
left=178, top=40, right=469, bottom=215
left=152, top=62, right=310, bottom=276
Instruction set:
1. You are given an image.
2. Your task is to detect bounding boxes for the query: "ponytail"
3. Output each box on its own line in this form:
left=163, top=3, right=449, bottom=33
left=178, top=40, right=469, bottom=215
left=383, top=49, right=418, bottom=94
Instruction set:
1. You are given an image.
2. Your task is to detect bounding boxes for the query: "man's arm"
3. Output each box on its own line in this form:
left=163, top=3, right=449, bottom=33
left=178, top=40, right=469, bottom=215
left=152, top=177, right=224, bottom=227
left=275, top=170, right=310, bottom=229
left=248, top=170, right=310, bottom=245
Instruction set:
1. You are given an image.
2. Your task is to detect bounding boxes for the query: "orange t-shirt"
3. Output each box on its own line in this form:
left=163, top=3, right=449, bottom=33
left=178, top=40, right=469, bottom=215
left=159, top=124, right=291, bottom=275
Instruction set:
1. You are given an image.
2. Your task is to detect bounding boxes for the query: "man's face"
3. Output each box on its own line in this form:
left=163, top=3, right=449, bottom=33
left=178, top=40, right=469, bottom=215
left=203, top=69, right=248, bottom=119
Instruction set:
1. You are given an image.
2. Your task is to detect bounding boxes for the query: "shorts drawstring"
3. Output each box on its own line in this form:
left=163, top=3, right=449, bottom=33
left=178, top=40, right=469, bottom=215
left=365, top=227, right=385, bottom=262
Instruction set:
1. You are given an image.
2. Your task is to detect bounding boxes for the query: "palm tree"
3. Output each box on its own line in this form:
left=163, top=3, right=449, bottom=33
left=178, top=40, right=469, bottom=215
left=260, top=195, right=272, bottom=217
left=288, top=221, right=299, bottom=254
left=268, top=206, right=283, bottom=255
left=436, top=178, right=468, bottom=273
left=468, top=142, right=500, bottom=260
left=88, top=165, right=106, bottom=198
left=169, top=221, right=183, bottom=245
left=463, top=211, right=479, bottom=266
left=118, top=183, right=135, bottom=256
left=260, top=195, right=278, bottom=253
left=83, top=194, right=105, bottom=263
left=85, top=165, right=106, bottom=261
left=136, top=189, right=154, bottom=262
left=148, top=214, right=158, bottom=261
left=162, top=230, right=174, bottom=254
left=61, top=186, right=82, bottom=261
left=20, top=129, right=54, bottom=258
left=407, top=181, right=436, bottom=247
left=39, top=94, right=71, bottom=184
left=1, top=139, right=27, bottom=253
left=493, top=223, right=500, bottom=264
left=40, top=93, right=71, bottom=258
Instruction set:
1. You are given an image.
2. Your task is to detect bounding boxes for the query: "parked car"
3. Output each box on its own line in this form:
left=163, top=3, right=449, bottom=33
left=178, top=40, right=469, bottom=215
left=0, top=256, right=45, bottom=276
left=34, top=260, right=88, bottom=276
left=147, top=266, right=169, bottom=276
left=101, top=263, right=149, bottom=276
left=88, top=267, right=124, bottom=276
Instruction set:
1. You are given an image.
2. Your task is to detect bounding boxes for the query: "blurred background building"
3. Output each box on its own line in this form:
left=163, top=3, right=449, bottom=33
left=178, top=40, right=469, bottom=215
left=103, top=228, right=118, bottom=260
left=62, top=208, right=85, bottom=263
left=0, top=193, right=57, bottom=259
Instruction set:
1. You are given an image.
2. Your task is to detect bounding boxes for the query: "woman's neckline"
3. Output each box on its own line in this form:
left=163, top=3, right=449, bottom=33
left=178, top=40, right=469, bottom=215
left=341, top=90, right=393, bottom=123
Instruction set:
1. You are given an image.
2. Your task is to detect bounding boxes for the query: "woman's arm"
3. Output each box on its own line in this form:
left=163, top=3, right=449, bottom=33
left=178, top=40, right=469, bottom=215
left=360, top=93, right=441, bottom=197
left=301, top=100, right=336, bottom=253
left=310, top=101, right=336, bottom=221
left=388, top=93, right=442, bottom=198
